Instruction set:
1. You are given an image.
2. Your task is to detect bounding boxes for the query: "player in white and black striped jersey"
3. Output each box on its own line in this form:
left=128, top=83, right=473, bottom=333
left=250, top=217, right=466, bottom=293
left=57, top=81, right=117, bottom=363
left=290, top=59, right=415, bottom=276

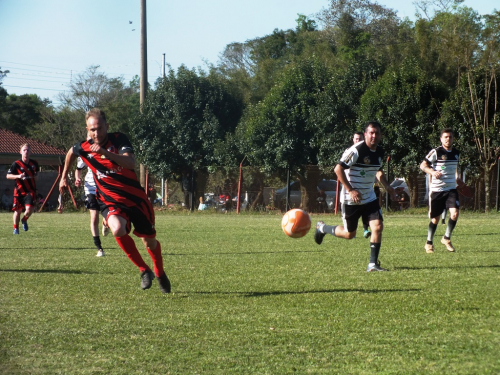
left=420, top=128, right=463, bottom=253
left=314, top=122, right=397, bottom=272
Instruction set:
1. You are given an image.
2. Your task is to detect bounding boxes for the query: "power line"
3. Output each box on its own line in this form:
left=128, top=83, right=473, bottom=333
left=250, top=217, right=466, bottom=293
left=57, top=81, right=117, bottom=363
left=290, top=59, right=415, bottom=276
left=0, top=60, right=75, bottom=71
left=2, top=66, right=74, bottom=76
left=3, top=85, right=67, bottom=92
left=7, top=77, right=69, bottom=84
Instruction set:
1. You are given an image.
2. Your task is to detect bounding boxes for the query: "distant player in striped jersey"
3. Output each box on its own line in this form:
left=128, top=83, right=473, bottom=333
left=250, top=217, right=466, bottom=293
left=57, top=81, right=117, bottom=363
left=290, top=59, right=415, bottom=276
left=6, top=143, right=39, bottom=235
left=420, top=128, right=463, bottom=253
left=314, top=122, right=396, bottom=272
left=59, top=108, right=171, bottom=293
left=75, top=155, right=109, bottom=257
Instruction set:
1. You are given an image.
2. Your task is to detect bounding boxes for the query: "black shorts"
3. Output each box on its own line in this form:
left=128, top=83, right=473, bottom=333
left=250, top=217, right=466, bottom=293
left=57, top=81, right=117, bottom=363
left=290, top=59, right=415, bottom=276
left=13, top=192, right=35, bottom=211
left=85, top=194, right=100, bottom=211
left=429, top=189, right=459, bottom=218
left=342, top=199, right=383, bottom=233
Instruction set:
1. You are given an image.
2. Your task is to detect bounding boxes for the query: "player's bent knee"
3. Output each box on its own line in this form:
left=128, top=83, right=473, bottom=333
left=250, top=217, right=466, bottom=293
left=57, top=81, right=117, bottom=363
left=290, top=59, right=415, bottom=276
left=346, top=231, right=356, bottom=240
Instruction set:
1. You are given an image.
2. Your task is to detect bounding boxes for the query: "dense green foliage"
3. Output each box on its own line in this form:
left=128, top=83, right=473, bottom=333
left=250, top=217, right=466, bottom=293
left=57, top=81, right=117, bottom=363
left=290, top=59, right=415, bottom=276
left=1, top=2, right=499, bottom=210
left=1, top=211, right=500, bottom=373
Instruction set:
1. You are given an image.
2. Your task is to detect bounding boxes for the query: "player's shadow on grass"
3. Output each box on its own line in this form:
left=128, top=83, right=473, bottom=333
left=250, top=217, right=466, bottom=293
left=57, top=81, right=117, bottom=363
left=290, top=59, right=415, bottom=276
left=170, top=249, right=331, bottom=256
left=0, top=269, right=95, bottom=274
left=1, top=246, right=91, bottom=251
left=192, top=288, right=422, bottom=297
left=395, top=264, right=500, bottom=271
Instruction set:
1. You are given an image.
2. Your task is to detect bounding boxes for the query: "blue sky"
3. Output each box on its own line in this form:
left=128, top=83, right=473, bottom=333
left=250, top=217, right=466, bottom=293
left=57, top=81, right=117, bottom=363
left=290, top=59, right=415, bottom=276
left=0, top=0, right=496, bottom=104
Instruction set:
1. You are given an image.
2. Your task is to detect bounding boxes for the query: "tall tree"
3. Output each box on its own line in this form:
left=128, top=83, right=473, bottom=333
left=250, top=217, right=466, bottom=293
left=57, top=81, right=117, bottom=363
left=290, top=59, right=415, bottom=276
left=434, top=9, right=500, bottom=211
left=239, top=58, right=333, bottom=210
left=130, top=66, right=242, bottom=179
left=0, top=93, right=50, bottom=136
left=358, top=58, right=448, bottom=207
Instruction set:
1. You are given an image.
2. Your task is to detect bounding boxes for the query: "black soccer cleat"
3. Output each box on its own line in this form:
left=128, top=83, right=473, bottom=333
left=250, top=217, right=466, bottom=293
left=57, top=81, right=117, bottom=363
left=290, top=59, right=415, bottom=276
left=140, top=270, right=155, bottom=290
left=157, top=273, right=171, bottom=294
left=314, top=221, right=326, bottom=245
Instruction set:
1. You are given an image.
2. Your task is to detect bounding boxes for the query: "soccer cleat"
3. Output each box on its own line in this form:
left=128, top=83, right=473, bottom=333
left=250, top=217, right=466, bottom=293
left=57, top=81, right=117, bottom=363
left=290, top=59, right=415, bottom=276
left=22, top=220, right=28, bottom=231
left=363, top=229, right=371, bottom=238
left=102, top=221, right=110, bottom=237
left=441, top=237, right=455, bottom=252
left=314, top=221, right=326, bottom=245
left=140, top=270, right=155, bottom=290
left=96, top=249, right=105, bottom=257
left=367, top=261, right=389, bottom=272
left=157, top=273, right=171, bottom=294
left=13, top=228, right=19, bottom=235
left=425, top=244, right=434, bottom=253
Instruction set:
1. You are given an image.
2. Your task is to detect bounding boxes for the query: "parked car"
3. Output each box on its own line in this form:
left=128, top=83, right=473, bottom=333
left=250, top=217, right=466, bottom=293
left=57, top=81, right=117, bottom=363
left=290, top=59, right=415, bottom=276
left=274, top=179, right=338, bottom=211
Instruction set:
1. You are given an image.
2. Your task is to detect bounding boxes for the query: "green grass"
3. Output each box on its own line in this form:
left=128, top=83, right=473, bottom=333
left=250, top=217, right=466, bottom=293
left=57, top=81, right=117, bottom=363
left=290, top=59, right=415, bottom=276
left=1, top=210, right=499, bottom=374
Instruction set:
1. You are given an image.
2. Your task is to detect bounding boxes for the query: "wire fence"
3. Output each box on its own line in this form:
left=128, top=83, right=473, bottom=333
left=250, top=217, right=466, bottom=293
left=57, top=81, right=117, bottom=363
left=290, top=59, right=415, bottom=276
left=147, top=165, right=500, bottom=213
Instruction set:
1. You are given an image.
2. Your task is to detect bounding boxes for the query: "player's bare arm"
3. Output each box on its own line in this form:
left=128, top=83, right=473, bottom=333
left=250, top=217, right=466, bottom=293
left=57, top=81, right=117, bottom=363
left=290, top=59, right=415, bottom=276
left=420, top=160, right=442, bottom=179
left=6, top=172, right=25, bottom=180
left=59, top=148, right=77, bottom=193
left=376, top=170, right=397, bottom=201
left=334, top=163, right=361, bottom=203
left=89, top=143, right=136, bottom=170
left=74, top=168, right=82, bottom=187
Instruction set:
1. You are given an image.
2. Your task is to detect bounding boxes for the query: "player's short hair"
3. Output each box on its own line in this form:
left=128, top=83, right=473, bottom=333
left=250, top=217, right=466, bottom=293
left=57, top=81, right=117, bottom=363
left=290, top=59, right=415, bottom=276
left=20, top=143, right=30, bottom=152
left=354, top=131, right=364, bottom=138
left=440, top=128, right=454, bottom=137
left=365, top=121, right=381, bottom=132
left=85, top=108, right=107, bottom=123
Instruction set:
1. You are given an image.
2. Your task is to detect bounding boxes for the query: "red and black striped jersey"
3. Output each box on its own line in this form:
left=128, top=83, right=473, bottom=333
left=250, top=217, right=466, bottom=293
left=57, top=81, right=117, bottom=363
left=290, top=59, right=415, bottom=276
left=72, top=133, right=151, bottom=213
left=7, top=159, right=39, bottom=196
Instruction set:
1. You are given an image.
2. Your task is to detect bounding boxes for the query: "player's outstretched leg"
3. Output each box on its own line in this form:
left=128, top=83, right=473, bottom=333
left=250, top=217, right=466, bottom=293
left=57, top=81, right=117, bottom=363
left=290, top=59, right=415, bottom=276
left=366, top=243, right=388, bottom=272
left=140, top=270, right=155, bottom=290
left=146, top=241, right=171, bottom=294
left=115, top=234, right=154, bottom=289
left=314, top=221, right=326, bottom=245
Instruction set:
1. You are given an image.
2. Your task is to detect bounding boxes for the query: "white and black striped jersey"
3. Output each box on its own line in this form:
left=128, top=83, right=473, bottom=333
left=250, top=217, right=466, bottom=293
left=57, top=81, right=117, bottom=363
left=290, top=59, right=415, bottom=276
left=338, top=141, right=384, bottom=205
left=76, top=156, right=96, bottom=195
left=424, top=146, right=460, bottom=192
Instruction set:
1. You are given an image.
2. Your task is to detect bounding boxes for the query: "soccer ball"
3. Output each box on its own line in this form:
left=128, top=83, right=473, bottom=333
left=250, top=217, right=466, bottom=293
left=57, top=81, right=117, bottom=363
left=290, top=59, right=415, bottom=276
left=281, top=209, right=311, bottom=238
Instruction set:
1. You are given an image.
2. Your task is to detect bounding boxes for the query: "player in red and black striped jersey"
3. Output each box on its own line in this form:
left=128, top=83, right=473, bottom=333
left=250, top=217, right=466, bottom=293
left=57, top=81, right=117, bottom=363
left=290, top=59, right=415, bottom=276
left=6, top=143, right=39, bottom=235
left=59, top=108, right=171, bottom=294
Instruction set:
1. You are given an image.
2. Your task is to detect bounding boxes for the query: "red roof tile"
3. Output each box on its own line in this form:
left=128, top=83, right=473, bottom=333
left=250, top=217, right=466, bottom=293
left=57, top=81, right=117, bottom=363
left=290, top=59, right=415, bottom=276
left=0, top=128, right=66, bottom=156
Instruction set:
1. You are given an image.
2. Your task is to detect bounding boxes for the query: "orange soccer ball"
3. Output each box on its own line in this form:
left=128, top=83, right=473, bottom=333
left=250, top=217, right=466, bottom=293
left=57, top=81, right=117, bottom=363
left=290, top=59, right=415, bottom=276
left=281, top=209, right=311, bottom=238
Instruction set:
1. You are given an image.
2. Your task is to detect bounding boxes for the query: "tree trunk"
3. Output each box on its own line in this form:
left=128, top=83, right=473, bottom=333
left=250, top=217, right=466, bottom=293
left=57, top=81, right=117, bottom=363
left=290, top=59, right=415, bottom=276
left=298, top=167, right=321, bottom=212
left=484, top=163, right=491, bottom=212
left=406, top=170, right=419, bottom=208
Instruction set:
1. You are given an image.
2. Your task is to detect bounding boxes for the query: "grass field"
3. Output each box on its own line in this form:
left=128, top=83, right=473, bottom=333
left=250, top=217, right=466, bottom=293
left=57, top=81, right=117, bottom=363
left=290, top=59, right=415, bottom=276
left=1, top=210, right=499, bottom=374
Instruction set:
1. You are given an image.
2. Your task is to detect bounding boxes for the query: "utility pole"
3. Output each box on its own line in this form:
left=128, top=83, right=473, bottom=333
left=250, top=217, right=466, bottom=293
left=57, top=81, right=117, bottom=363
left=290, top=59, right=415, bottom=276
left=161, top=53, right=167, bottom=206
left=139, top=0, right=147, bottom=189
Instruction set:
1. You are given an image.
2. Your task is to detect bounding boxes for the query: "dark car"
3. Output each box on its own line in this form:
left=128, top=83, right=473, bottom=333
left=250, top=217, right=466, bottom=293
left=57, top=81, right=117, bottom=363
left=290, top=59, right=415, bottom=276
left=274, top=179, right=338, bottom=211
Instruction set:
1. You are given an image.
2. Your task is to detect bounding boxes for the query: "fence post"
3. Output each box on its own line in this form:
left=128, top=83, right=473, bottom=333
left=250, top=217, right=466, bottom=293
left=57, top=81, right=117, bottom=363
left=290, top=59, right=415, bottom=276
left=286, top=167, right=290, bottom=212
left=385, top=156, right=390, bottom=211
left=237, top=157, right=245, bottom=214
left=496, top=157, right=500, bottom=211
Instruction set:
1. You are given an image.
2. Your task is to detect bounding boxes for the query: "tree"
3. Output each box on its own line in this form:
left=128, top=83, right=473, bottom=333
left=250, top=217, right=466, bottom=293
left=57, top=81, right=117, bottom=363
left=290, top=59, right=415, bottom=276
left=239, top=58, right=333, bottom=210
left=0, top=66, right=9, bottom=85
left=58, top=66, right=140, bottom=132
left=130, top=66, right=243, bottom=180
left=358, top=58, right=448, bottom=207
left=0, top=93, right=51, bottom=136
left=433, top=9, right=500, bottom=211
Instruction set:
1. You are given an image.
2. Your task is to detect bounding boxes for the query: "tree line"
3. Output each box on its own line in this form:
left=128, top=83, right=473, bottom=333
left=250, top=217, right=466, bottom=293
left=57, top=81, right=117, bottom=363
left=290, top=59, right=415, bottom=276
left=1, top=0, right=499, bottom=211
